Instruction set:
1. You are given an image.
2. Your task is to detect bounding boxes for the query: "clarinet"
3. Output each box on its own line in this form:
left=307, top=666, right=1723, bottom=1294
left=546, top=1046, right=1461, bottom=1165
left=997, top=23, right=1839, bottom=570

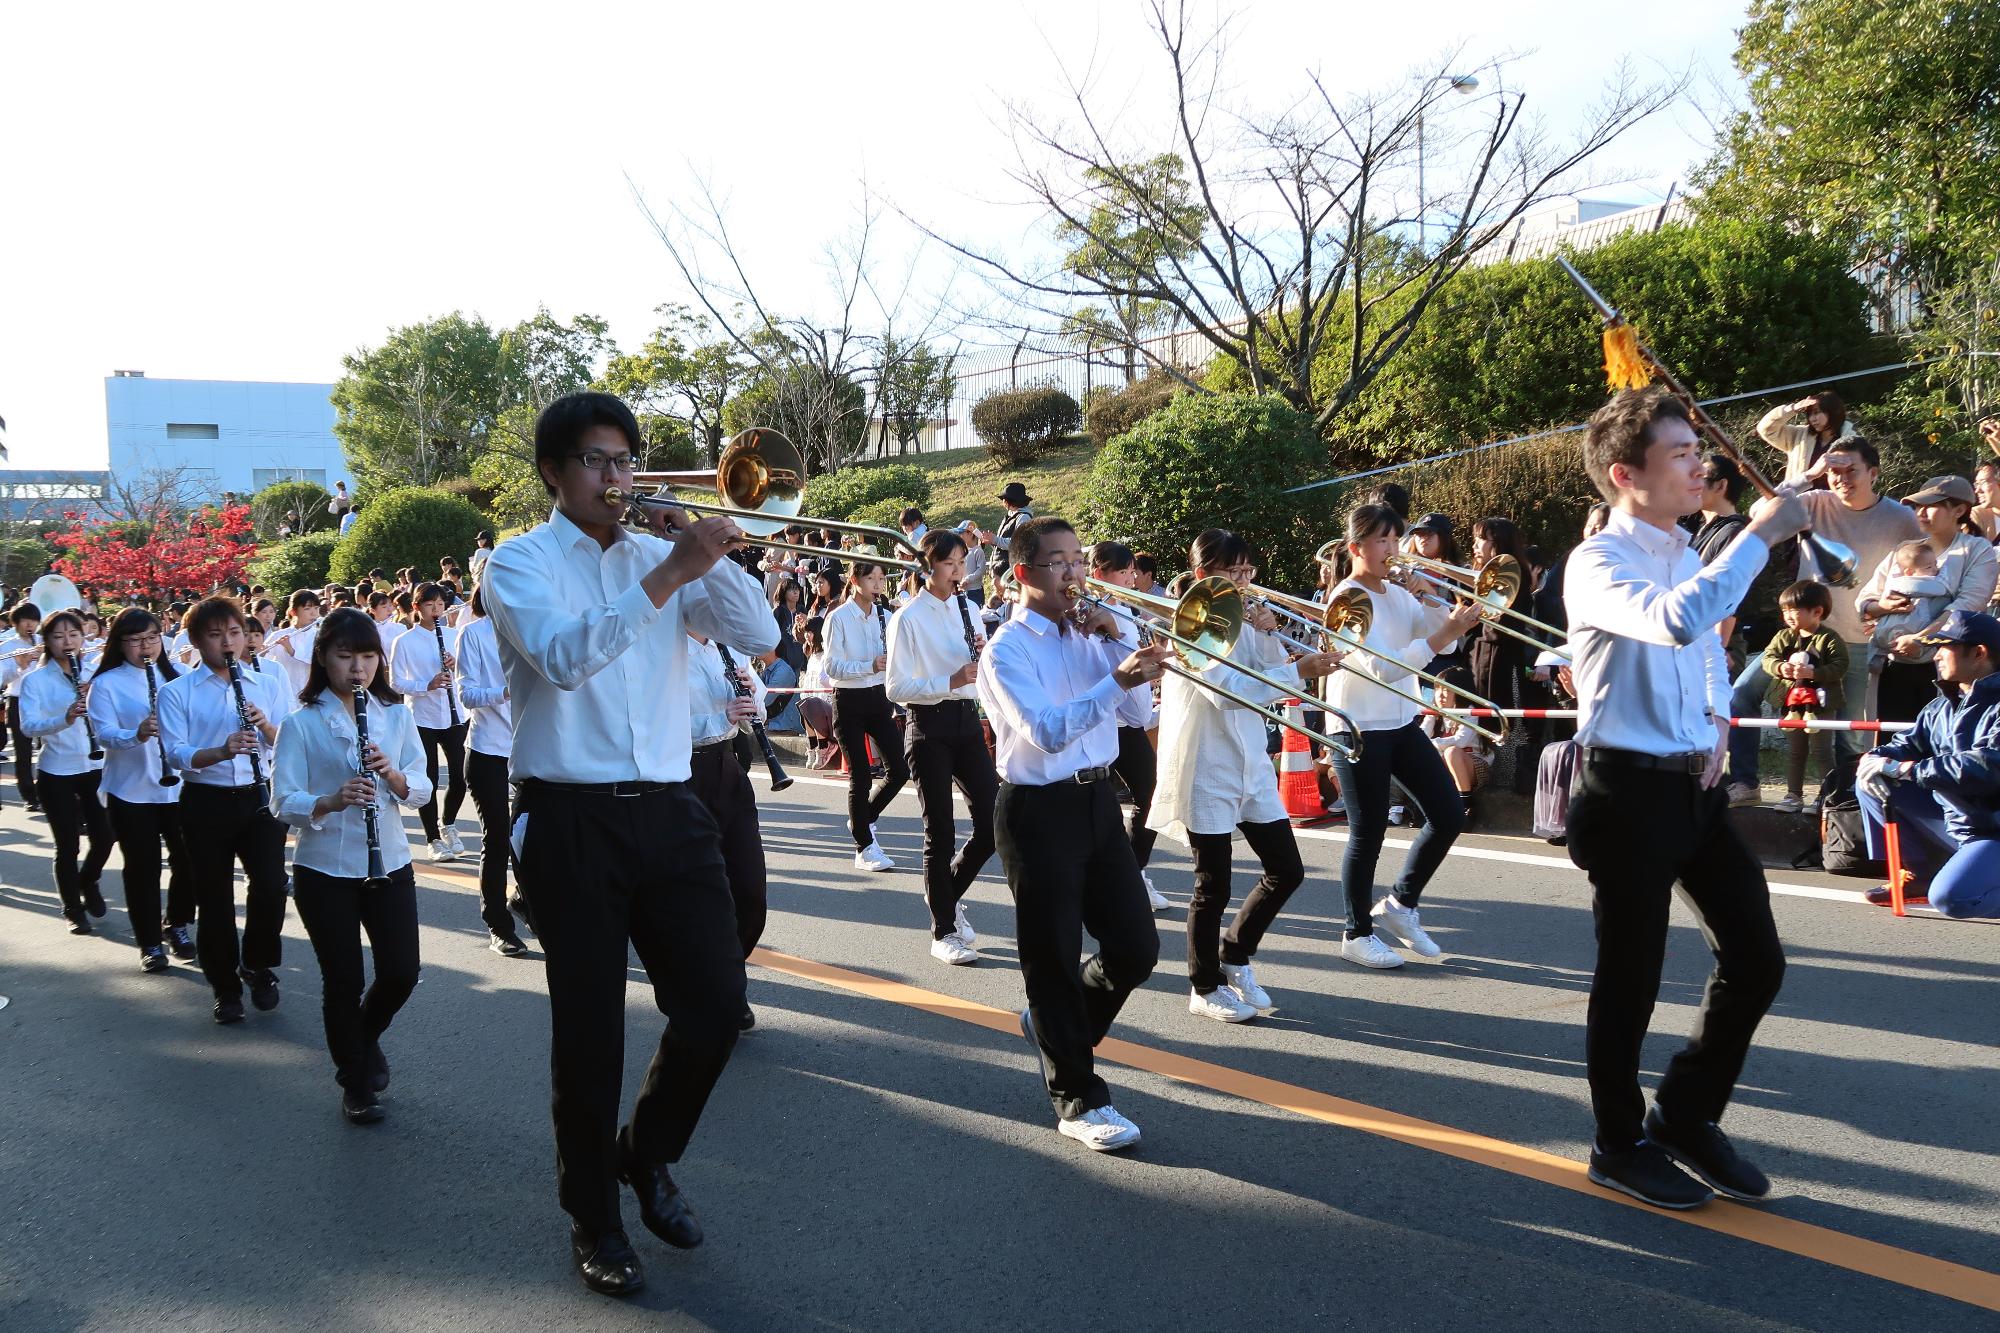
left=352, top=684, right=389, bottom=886
left=434, top=618, right=461, bottom=728
left=143, top=657, right=179, bottom=787
left=955, top=589, right=981, bottom=663
left=222, top=650, right=267, bottom=804
left=716, top=642, right=793, bottom=791
left=65, top=652, right=103, bottom=761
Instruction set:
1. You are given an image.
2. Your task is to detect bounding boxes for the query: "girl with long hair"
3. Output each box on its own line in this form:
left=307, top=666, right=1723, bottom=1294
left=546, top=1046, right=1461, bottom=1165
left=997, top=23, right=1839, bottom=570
left=21, top=611, right=113, bottom=937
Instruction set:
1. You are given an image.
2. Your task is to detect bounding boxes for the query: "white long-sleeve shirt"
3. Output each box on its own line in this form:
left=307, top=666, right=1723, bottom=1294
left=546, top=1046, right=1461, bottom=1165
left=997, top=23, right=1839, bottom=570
left=87, top=660, right=185, bottom=804
left=271, top=693, right=432, bottom=878
left=1322, top=579, right=1450, bottom=731
left=1, top=632, right=40, bottom=699
left=1148, top=624, right=1300, bottom=835
left=975, top=604, right=1129, bottom=784
left=1564, top=507, right=1768, bottom=756
left=454, top=616, right=513, bottom=759
left=688, top=637, right=768, bottom=747
left=389, top=620, right=464, bottom=731
left=885, top=589, right=982, bottom=705
left=481, top=507, right=778, bottom=785
left=19, top=660, right=103, bottom=777
left=157, top=660, right=292, bottom=788
left=265, top=623, right=318, bottom=697
left=1104, top=604, right=1158, bottom=728
left=824, top=598, right=890, bottom=689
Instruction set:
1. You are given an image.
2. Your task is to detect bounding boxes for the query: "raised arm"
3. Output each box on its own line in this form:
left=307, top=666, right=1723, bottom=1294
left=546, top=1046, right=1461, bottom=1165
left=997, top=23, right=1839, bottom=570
left=1566, top=534, right=1769, bottom=648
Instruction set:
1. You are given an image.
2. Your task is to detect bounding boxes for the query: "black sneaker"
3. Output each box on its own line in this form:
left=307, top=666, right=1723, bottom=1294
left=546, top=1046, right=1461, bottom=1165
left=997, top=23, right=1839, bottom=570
left=82, top=881, right=107, bottom=918
left=507, top=893, right=537, bottom=937
left=213, top=997, right=246, bottom=1025
left=25, top=800, right=41, bottom=816
left=341, top=1086, right=385, bottom=1125
left=140, top=946, right=170, bottom=973
left=739, top=1004, right=756, bottom=1033
left=1644, top=1108, right=1770, bottom=1201
left=65, top=910, right=92, bottom=936
left=1587, top=1141, right=1712, bottom=1210
left=238, top=966, right=281, bottom=1012
left=164, top=925, right=196, bottom=960
left=489, top=930, right=528, bottom=957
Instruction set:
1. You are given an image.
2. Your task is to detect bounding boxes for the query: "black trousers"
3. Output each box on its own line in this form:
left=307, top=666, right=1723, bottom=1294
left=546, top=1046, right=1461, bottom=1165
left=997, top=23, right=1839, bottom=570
left=516, top=779, right=744, bottom=1236
left=1328, top=721, right=1466, bottom=937
left=996, top=777, right=1159, bottom=1120
left=40, top=770, right=112, bottom=918
left=7, top=696, right=36, bottom=805
left=1186, top=818, right=1304, bottom=992
left=905, top=700, right=997, bottom=938
left=416, top=721, right=469, bottom=842
left=107, top=795, right=194, bottom=950
left=833, top=685, right=907, bottom=848
left=464, top=749, right=515, bottom=935
left=179, top=783, right=289, bottom=1000
left=292, top=863, right=421, bottom=1089
left=1112, top=725, right=1159, bottom=869
left=688, top=745, right=768, bottom=957
left=1566, top=757, right=1784, bottom=1149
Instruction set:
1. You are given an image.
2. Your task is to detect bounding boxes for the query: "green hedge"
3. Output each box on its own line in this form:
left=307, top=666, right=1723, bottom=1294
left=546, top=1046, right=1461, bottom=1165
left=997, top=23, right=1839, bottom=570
left=1084, top=374, right=1181, bottom=447
left=327, top=488, right=486, bottom=586
left=972, top=384, right=1082, bottom=467
left=248, top=531, right=340, bottom=596
left=800, top=464, right=933, bottom=523
left=847, top=496, right=921, bottom=534
left=0, top=537, right=53, bottom=588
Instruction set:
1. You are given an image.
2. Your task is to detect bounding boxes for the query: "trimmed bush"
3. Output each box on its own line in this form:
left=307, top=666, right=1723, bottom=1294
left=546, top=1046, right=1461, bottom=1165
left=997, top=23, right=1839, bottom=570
left=973, top=384, right=1082, bottom=467
left=327, top=488, right=487, bottom=586
left=800, top=464, right=933, bottom=523
left=847, top=496, right=921, bottom=534
left=1084, top=374, right=1182, bottom=447
left=1079, top=393, right=1340, bottom=592
left=249, top=480, right=336, bottom=542
left=248, top=531, right=340, bottom=597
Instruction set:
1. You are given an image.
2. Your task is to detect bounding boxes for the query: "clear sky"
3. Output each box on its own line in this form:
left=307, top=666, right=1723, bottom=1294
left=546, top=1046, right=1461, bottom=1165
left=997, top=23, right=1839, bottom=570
left=0, top=0, right=1749, bottom=471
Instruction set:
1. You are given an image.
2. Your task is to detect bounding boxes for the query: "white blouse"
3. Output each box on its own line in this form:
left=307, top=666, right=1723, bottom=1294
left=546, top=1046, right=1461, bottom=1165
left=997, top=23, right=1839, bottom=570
left=1322, top=578, right=1450, bottom=731
left=19, top=660, right=104, bottom=777
left=86, top=660, right=184, bottom=804
left=1146, top=626, right=1300, bottom=837
left=271, top=693, right=433, bottom=879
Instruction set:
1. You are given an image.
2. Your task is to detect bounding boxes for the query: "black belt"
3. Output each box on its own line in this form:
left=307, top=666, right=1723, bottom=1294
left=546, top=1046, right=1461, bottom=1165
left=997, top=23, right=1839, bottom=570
left=690, top=740, right=734, bottom=757
left=910, top=698, right=976, bottom=711
left=519, top=777, right=678, bottom=798
left=1583, top=746, right=1710, bottom=776
left=1009, top=765, right=1112, bottom=789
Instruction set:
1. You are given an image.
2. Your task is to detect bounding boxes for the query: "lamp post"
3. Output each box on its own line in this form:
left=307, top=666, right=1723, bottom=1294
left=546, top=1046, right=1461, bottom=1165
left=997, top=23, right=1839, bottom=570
left=1416, top=73, right=1480, bottom=251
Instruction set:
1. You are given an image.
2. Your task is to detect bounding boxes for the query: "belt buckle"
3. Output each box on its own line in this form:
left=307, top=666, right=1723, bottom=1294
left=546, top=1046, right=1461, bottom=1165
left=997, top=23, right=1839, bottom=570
left=1686, top=752, right=1709, bottom=777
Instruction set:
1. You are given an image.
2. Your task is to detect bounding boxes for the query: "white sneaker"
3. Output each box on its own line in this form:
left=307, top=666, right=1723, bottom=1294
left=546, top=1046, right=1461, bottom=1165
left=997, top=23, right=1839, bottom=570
left=1372, top=897, right=1442, bottom=958
left=428, top=838, right=452, bottom=864
left=1772, top=793, right=1804, bottom=814
left=1387, top=804, right=1407, bottom=827
left=929, top=932, right=980, bottom=966
left=1341, top=933, right=1405, bottom=969
left=1803, top=797, right=1822, bottom=817
left=1188, top=986, right=1257, bottom=1023
left=855, top=843, right=896, bottom=872
left=445, top=827, right=467, bottom=859
left=1143, top=874, right=1170, bottom=912
left=1057, top=1105, right=1141, bottom=1152
left=954, top=902, right=976, bottom=945
left=1726, top=783, right=1760, bottom=808
left=1220, top=961, right=1275, bottom=1013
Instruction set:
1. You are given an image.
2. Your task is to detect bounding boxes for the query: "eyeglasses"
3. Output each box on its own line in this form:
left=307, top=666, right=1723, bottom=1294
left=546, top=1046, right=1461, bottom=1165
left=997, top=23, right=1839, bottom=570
left=568, top=450, right=637, bottom=475
left=1026, top=557, right=1089, bottom=573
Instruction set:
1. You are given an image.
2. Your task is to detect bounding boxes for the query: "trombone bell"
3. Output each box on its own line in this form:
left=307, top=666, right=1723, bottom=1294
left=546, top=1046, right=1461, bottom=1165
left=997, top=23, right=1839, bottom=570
left=631, top=426, right=804, bottom=537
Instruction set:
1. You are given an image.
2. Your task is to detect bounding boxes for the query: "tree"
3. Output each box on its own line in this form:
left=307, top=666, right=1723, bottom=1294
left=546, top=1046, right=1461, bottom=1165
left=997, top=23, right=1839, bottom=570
left=327, top=488, right=486, bottom=587
left=722, top=362, right=868, bottom=472
left=598, top=304, right=748, bottom=466
left=871, top=335, right=956, bottom=456
left=1697, top=0, right=2000, bottom=320
left=1056, top=155, right=1205, bottom=384
left=249, top=480, right=334, bottom=542
left=332, top=313, right=509, bottom=493
left=50, top=504, right=256, bottom=599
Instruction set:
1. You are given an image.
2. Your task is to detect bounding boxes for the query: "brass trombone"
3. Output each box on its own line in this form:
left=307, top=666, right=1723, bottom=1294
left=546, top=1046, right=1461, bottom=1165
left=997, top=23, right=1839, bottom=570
left=1248, top=584, right=1510, bottom=745
left=1395, top=552, right=1569, bottom=644
left=1071, top=576, right=1364, bottom=763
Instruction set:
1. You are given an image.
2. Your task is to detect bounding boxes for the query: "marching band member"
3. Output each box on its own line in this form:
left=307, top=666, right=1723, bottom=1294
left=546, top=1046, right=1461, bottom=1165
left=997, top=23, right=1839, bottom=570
left=157, top=596, right=292, bottom=1025
left=454, top=585, right=528, bottom=956
left=1325, top=505, right=1484, bottom=969
left=388, top=582, right=469, bottom=864
left=3, top=600, right=44, bottom=812
left=1087, top=541, right=1168, bottom=911
left=976, top=515, right=1171, bottom=1152
left=266, top=590, right=322, bottom=694
left=482, top=391, right=776, bottom=1297
left=1564, top=387, right=1804, bottom=1210
left=1148, top=531, right=1343, bottom=1022
left=87, top=609, right=197, bottom=970
left=885, top=528, right=996, bottom=966
left=271, top=608, right=431, bottom=1126
left=20, top=612, right=112, bottom=936
left=686, top=629, right=769, bottom=1029
left=825, top=558, right=909, bottom=871
left=368, top=591, right=408, bottom=655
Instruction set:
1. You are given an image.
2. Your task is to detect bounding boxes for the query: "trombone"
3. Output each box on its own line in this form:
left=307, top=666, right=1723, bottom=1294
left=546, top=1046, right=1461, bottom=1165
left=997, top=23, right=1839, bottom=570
left=1248, top=584, right=1510, bottom=745
left=613, top=427, right=928, bottom=575
left=1071, top=575, right=1364, bottom=763
left=1375, top=551, right=1571, bottom=661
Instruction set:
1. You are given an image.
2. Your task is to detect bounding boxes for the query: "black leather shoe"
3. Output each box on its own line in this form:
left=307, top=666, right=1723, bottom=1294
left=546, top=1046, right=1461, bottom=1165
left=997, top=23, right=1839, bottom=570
left=570, top=1226, right=645, bottom=1296
left=616, top=1130, right=704, bottom=1249
left=1587, top=1141, right=1712, bottom=1210
left=213, top=997, right=246, bottom=1025
left=83, top=881, right=107, bottom=918
left=1645, top=1107, right=1771, bottom=1201
left=739, top=1004, right=756, bottom=1033
left=65, top=910, right=92, bottom=936
left=239, top=966, right=280, bottom=1011
left=367, top=1040, right=390, bottom=1093
left=164, top=925, right=195, bottom=960
left=341, top=1086, right=385, bottom=1125
left=141, top=946, right=170, bottom=973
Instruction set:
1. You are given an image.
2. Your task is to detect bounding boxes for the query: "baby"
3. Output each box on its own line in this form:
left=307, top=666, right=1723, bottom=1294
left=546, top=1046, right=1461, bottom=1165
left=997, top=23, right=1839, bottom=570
left=1868, top=540, right=1952, bottom=665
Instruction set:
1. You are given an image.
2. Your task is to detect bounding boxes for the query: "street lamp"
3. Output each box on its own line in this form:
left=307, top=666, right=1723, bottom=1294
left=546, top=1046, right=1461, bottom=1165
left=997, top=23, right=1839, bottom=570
left=1417, top=73, right=1481, bottom=251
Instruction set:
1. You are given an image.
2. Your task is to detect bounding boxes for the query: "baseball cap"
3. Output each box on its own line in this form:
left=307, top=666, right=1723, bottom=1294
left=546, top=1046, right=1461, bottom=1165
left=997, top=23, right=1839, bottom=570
left=1409, top=512, right=1454, bottom=539
left=1918, top=609, right=2000, bottom=653
left=1904, top=475, right=1977, bottom=507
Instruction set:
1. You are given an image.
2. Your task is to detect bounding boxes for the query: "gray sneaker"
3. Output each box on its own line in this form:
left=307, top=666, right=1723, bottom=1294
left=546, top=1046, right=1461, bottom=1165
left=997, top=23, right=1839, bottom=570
left=1725, top=783, right=1760, bottom=808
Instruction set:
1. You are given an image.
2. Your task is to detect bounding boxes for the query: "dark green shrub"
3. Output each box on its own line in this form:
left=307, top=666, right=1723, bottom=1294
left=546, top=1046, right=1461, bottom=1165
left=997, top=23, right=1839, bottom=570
left=800, top=464, right=933, bottom=522
left=847, top=496, right=921, bottom=534
left=1084, top=374, right=1181, bottom=447
left=249, top=480, right=336, bottom=542
left=973, top=384, right=1082, bottom=467
left=0, top=536, right=54, bottom=588
left=248, top=531, right=340, bottom=596
left=327, top=488, right=486, bottom=585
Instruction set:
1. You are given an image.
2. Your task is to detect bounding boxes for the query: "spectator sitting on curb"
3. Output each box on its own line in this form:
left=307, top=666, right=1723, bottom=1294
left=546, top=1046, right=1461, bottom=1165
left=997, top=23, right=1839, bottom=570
left=1855, top=609, right=2000, bottom=915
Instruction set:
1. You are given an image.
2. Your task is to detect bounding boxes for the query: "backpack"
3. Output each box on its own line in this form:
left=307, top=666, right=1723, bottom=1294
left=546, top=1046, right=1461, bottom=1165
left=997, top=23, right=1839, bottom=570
left=1813, top=753, right=1886, bottom=877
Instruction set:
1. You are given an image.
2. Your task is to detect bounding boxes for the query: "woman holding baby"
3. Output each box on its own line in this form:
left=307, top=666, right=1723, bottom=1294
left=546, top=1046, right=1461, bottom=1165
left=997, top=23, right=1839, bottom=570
left=1857, top=475, right=2000, bottom=726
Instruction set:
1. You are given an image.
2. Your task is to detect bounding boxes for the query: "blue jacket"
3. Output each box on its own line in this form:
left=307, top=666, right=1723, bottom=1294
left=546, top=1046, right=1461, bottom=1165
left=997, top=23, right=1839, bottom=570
left=1873, top=671, right=2000, bottom=843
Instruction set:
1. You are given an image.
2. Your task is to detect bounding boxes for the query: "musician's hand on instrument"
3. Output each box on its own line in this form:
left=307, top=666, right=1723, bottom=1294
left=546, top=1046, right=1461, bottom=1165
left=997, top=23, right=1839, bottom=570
left=949, top=661, right=979, bottom=690
left=440, top=651, right=456, bottom=672
left=1245, top=605, right=1279, bottom=634
left=239, top=702, right=269, bottom=731
left=1293, top=650, right=1344, bottom=681
left=1444, top=602, right=1484, bottom=636
left=66, top=698, right=89, bottom=723
left=361, top=742, right=393, bottom=776
left=724, top=697, right=759, bottom=725
left=639, top=500, right=684, bottom=539
left=1113, top=642, right=1173, bottom=689
left=337, top=775, right=378, bottom=810
left=224, top=729, right=261, bottom=756
left=136, top=716, right=159, bottom=742
left=1079, top=606, right=1121, bottom=640
left=427, top=671, right=452, bottom=691
left=662, top=511, right=743, bottom=582
left=1746, top=492, right=1810, bottom=544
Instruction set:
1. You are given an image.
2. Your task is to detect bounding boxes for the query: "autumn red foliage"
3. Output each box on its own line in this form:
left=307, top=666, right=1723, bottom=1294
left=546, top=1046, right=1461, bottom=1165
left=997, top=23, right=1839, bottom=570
left=50, top=504, right=258, bottom=600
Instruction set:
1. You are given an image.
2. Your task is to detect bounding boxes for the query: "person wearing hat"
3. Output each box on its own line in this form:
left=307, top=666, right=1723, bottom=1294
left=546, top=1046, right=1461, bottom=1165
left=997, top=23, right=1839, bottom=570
left=993, top=483, right=1033, bottom=561
left=1855, top=609, right=2000, bottom=916
left=1855, top=474, right=1999, bottom=727
left=1402, top=513, right=1465, bottom=676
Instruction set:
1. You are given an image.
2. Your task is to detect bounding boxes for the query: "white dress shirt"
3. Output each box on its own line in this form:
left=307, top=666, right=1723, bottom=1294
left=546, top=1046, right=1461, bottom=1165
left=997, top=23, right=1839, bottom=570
left=481, top=506, right=778, bottom=785
left=455, top=616, right=514, bottom=759
left=1104, top=604, right=1158, bottom=728
left=1322, top=578, right=1451, bottom=731
left=825, top=598, right=890, bottom=689
left=975, top=604, right=1130, bottom=784
left=1148, top=627, right=1300, bottom=836
left=885, top=589, right=982, bottom=705
left=271, top=693, right=432, bottom=877
left=87, top=660, right=185, bottom=804
left=688, top=636, right=768, bottom=747
left=1564, top=507, right=1768, bottom=756
left=266, top=623, right=318, bottom=695
left=389, top=619, right=464, bottom=730
left=157, top=660, right=292, bottom=787
left=1, top=631, right=39, bottom=699
left=374, top=618, right=409, bottom=655
left=19, top=661, right=103, bottom=777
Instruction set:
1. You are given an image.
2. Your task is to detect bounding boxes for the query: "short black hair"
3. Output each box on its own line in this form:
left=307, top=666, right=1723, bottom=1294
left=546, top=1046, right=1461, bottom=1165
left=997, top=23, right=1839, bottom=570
left=1779, top=580, right=1834, bottom=614
left=184, top=595, right=247, bottom=640
left=10, top=601, right=40, bottom=626
left=1090, top=540, right=1135, bottom=573
left=1702, top=451, right=1749, bottom=505
left=900, top=507, right=925, bottom=527
left=918, top=529, right=966, bottom=564
left=1829, top=435, right=1881, bottom=472
left=1012, top=516, right=1075, bottom=568
left=414, top=581, right=447, bottom=607
left=1190, top=528, right=1254, bottom=572
left=302, top=608, right=402, bottom=709
left=534, top=391, right=643, bottom=493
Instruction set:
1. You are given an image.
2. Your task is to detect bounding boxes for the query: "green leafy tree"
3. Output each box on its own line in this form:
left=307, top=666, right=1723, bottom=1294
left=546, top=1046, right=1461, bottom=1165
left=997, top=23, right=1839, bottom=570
left=327, top=488, right=487, bottom=586
left=598, top=304, right=748, bottom=466
left=332, top=313, right=508, bottom=493
left=723, top=364, right=867, bottom=474
left=1057, top=155, right=1206, bottom=384
left=248, top=480, right=335, bottom=543
left=248, top=531, right=340, bottom=595
left=870, top=336, right=956, bottom=457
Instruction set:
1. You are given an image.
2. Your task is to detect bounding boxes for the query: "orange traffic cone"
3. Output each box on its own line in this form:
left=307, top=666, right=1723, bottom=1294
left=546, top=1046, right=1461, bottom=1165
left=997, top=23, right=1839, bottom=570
left=1277, top=699, right=1325, bottom=824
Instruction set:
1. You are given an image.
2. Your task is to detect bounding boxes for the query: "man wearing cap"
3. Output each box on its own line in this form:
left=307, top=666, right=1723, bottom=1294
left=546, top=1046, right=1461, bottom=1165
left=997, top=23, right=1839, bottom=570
left=1856, top=474, right=1999, bottom=727
left=993, top=483, right=1033, bottom=561
left=1855, top=609, right=2000, bottom=917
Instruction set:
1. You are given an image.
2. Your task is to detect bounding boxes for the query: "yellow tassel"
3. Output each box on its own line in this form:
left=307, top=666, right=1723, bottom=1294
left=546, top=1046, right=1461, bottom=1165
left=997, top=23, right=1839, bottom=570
left=1601, top=324, right=1653, bottom=391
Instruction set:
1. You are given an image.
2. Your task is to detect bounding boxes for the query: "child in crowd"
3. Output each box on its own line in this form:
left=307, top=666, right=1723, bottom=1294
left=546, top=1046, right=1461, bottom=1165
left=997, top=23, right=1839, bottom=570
left=1421, top=668, right=1490, bottom=816
left=1761, top=581, right=1849, bottom=815
left=1865, top=539, right=1952, bottom=666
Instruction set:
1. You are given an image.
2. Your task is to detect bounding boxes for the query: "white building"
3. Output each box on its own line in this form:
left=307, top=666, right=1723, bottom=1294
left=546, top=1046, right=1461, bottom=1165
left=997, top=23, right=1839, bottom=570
left=104, top=372, right=352, bottom=502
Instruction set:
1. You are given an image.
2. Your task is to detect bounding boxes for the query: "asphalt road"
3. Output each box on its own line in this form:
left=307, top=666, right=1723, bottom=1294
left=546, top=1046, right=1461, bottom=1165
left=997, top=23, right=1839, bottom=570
left=2, top=772, right=1996, bottom=1332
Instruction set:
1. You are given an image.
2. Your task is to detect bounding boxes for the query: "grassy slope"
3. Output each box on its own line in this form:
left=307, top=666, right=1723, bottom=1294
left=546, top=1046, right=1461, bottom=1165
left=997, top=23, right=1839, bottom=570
left=856, top=437, right=1101, bottom=531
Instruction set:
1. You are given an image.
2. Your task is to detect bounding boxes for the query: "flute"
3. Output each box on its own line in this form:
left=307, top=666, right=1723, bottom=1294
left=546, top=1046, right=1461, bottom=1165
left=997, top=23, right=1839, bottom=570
left=715, top=643, right=793, bottom=791
left=65, top=651, right=103, bottom=761
left=222, top=650, right=267, bottom=804
left=352, top=684, right=389, bottom=886
left=143, top=657, right=180, bottom=786
left=434, top=618, right=461, bottom=728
